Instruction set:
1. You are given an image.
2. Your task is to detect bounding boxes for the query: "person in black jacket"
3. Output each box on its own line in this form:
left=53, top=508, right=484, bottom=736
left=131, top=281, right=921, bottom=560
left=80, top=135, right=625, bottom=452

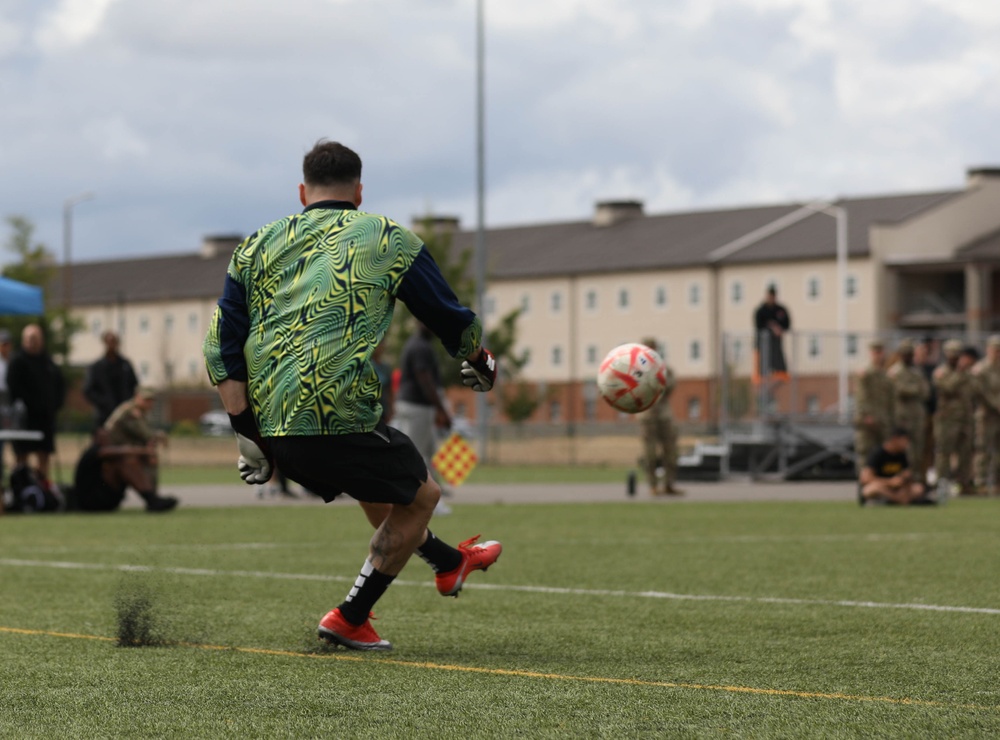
left=753, top=285, right=791, bottom=385
left=83, top=331, right=138, bottom=428
left=6, top=324, right=65, bottom=481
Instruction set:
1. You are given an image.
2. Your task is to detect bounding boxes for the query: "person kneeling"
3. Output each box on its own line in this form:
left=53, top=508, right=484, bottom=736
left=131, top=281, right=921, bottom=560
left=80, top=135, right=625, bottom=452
left=75, top=388, right=178, bottom=512
left=859, top=428, right=940, bottom=506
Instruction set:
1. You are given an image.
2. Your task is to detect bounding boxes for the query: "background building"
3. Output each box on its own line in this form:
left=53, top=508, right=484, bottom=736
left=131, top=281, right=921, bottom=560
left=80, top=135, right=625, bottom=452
left=51, top=168, right=1000, bottom=428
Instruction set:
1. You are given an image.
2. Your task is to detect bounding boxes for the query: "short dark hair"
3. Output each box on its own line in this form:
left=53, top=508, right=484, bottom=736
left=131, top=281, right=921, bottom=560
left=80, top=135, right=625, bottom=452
left=889, top=427, right=910, bottom=439
left=303, top=140, right=362, bottom=187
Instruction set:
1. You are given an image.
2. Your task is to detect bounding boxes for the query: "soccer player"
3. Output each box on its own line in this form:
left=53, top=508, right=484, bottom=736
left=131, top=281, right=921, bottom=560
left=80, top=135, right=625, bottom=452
left=203, top=140, right=501, bottom=651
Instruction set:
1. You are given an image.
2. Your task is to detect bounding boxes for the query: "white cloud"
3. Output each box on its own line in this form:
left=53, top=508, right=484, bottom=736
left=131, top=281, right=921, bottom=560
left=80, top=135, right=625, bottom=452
left=1, top=0, right=998, bottom=263
left=35, top=0, right=120, bottom=52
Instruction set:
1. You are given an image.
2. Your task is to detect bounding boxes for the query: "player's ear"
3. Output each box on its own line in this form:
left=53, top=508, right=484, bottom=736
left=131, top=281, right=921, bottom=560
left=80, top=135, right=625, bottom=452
left=298, top=183, right=308, bottom=207
left=355, top=181, right=363, bottom=207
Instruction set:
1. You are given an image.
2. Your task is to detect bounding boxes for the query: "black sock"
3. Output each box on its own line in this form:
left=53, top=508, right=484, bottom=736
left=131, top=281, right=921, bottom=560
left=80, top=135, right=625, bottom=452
left=338, top=558, right=395, bottom=625
left=416, top=530, right=462, bottom=573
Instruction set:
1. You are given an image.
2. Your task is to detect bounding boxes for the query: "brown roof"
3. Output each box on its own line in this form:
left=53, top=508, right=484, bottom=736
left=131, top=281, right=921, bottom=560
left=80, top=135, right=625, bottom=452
left=956, top=227, right=1000, bottom=260
left=52, top=188, right=963, bottom=306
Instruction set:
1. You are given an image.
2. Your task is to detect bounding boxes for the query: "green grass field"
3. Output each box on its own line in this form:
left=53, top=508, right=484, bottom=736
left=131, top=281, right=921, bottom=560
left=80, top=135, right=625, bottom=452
left=2, top=498, right=999, bottom=737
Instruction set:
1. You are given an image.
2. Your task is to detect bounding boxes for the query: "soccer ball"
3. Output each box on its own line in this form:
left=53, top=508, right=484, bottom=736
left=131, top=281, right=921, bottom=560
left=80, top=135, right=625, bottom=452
left=597, top=343, right=667, bottom=413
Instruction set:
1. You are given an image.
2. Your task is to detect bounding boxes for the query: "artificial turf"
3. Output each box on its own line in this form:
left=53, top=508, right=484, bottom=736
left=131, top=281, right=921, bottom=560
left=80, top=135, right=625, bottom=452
left=1, top=499, right=998, bottom=737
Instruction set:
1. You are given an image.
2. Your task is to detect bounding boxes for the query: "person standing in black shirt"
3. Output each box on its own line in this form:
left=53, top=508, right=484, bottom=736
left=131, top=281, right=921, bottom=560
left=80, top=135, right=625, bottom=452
left=6, top=324, right=65, bottom=481
left=753, top=285, right=791, bottom=385
left=83, top=331, right=139, bottom=428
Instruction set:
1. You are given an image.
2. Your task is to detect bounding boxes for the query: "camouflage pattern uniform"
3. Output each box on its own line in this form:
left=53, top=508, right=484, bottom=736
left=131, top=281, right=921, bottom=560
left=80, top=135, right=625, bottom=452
left=639, top=359, right=680, bottom=496
left=973, top=336, right=1000, bottom=495
left=853, top=341, right=894, bottom=470
left=933, top=340, right=975, bottom=492
left=887, top=340, right=930, bottom=481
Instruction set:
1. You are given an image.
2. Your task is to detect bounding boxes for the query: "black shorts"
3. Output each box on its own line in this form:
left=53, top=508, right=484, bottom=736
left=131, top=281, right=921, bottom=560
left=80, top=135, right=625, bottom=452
left=268, top=421, right=428, bottom=505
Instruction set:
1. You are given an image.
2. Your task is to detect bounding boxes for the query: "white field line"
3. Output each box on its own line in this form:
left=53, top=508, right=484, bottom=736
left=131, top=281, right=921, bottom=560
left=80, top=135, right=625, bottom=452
left=9, top=531, right=958, bottom=556
left=3, top=557, right=999, bottom=616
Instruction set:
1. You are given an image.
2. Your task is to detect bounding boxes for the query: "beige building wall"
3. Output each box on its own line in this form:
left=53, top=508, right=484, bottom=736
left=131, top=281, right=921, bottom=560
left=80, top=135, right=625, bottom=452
left=486, top=267, right=714, bottom=383
left=715, top=259, right=878, bottom=376
left=71, top=299, right=219, bottom=388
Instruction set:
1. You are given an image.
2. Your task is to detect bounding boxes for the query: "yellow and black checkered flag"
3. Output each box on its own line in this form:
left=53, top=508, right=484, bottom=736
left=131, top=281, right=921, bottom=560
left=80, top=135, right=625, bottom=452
left=431, top=432, right=478, bottom=486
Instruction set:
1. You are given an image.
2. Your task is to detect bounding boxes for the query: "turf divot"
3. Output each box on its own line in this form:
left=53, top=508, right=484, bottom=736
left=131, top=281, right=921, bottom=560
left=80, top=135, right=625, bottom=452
left=114, top=580, right=170, bottom=647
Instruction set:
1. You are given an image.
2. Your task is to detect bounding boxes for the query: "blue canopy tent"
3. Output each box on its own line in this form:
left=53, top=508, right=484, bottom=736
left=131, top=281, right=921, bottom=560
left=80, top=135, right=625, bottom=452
left=0, top=275, right=44, bottom=315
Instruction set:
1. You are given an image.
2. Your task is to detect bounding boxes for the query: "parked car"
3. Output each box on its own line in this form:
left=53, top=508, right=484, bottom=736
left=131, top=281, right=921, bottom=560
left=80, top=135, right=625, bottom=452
left=199, top=410, right=232, bottom=437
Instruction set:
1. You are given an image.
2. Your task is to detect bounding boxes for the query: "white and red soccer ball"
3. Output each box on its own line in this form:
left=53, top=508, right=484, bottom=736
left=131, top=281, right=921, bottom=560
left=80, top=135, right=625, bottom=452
left=597, top=342, right=667, bottom=413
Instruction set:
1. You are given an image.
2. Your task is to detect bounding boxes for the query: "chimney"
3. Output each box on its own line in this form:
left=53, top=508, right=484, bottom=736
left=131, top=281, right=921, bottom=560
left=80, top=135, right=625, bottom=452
left=200, top=234, right=243, bottom=259
left=593, top=200, right=643, bottom=227
left=966, top=167, right=1000, bottom=187
left=412, top=215, right=461, bottom=240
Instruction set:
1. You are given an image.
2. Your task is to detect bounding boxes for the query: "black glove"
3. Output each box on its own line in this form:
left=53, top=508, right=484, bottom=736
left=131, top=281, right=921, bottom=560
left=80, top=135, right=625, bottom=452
left=461, top=348, right=497, bottom=392
left=228, top=407, right=273, bottom=484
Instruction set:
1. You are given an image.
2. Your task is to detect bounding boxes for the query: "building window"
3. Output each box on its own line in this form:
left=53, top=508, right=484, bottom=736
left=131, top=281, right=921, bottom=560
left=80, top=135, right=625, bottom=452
left=731, top=281, right=743, bottom=304
left=687, top=397, right=702, bottom=421
left=688, top=283, right=701, bottom=306
left=139, top=315, right=149, bottom=334
left=139, top=362, right=150, bottom=380
left=809, top=335, right=821, bottom=358
left=585, top=289, right=598, bottom=311
left=729, top=338, right=744, bottom=364
left=552, top=345, right=562, bottom=366
left=164, top=361, right=174, bottom=383
left=189, top=360, right=200, bottom=379
left=690, top=340, right=701, bottom=361
left=188, top=313, right=199, bottom=332
left=807, top=276, right=820, bottom=300
left=484, top=296, right=496, bottom=316
left=520, top=294, right=531, bottom=314
left=618, top=288, right=630, bottom=309
left=586, top=345, right=598, bottom=365
left=846, top=334, right=858, bottom=357
left=806, top=395, right=820, bottom=415
left=845, top=275, right=858, bottom=298
left=654, top=285, right=667, bottom=308
left=164, top=314, right=174, bottom=334
left=550, top=291, right=562, bottom=313
left=522, top=348, right=532, bottom=367
left=549, top=400, right=562, bottom=422
left=91, top=318, right=102, bottom=336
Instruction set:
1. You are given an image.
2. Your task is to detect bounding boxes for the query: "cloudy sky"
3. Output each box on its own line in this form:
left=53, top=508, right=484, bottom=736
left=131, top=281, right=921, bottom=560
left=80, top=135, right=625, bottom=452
left=1, top=0, right=998, bottom=266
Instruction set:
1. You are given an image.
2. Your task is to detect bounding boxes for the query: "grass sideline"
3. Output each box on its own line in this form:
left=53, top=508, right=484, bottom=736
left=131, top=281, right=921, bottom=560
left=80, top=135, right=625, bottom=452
left=2, top=499, right=999, bottom=736
left=157, top=463, right=635, bottom=486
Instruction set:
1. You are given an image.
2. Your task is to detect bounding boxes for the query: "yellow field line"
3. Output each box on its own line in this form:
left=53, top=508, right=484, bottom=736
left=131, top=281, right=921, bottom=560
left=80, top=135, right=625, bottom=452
left=2, top=625, right=995, bottom=712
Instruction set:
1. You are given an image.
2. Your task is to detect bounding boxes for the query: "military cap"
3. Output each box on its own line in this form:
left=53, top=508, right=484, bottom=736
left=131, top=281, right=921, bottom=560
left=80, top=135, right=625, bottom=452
left=988, top=335, right=1000, bottom=348
left=896, top=338, right=914, bottom=353
left=868, top=338, right=884, bottom=350
left=942, top=339, right=963, bottom=356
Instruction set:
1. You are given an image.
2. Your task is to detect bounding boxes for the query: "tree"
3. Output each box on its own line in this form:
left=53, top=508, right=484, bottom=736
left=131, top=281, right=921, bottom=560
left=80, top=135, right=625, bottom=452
left=1, top=215, right=81, bottom=363
left=388, top=218, right=525, bottom=389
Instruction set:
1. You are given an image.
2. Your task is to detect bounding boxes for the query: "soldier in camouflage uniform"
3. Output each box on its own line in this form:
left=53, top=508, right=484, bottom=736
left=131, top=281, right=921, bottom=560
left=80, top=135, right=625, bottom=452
left=933, top=340, right=976, bottom=495
left=853, top=339, right=894, bottom=472
left=973, top=336, right=1000, bottom=495
left=639, top=338, right=681, bottom=496
left=887, top=338, right=930, bottom=482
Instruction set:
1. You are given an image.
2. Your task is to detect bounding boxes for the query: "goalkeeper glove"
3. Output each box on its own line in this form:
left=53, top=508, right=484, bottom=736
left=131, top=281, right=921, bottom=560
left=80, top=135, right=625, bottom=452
left=228, top=407, right=273, bottom=484
left=461, top=348, right=497, bottom=392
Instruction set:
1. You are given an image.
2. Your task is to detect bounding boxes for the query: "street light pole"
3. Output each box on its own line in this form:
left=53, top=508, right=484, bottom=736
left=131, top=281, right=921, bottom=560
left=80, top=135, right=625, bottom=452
left=63, top=192, right=95, bottom=310
left=474, top=0, right=489, bottom=460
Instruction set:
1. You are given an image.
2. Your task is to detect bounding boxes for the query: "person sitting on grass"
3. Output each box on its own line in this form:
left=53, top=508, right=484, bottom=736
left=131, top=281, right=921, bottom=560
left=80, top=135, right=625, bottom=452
left=858, top=427, right=941, bottom=506
left=73, top=387, right=178, bottom=512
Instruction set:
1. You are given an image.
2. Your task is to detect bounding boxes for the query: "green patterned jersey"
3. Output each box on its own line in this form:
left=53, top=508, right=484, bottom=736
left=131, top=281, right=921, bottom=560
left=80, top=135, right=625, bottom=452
left=203, top=200, right=481, bottom=436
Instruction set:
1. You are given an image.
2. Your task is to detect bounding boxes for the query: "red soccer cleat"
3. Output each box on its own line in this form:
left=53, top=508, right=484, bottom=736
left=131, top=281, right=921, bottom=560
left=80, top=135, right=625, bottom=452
left=435, top=535, right=503, bottom=597
left=317, top=608, right=392, bottom=651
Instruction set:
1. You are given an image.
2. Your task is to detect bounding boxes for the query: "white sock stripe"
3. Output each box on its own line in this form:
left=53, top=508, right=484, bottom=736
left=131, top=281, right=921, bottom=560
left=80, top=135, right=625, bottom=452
left=345, top=558, right=376, bottom=603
